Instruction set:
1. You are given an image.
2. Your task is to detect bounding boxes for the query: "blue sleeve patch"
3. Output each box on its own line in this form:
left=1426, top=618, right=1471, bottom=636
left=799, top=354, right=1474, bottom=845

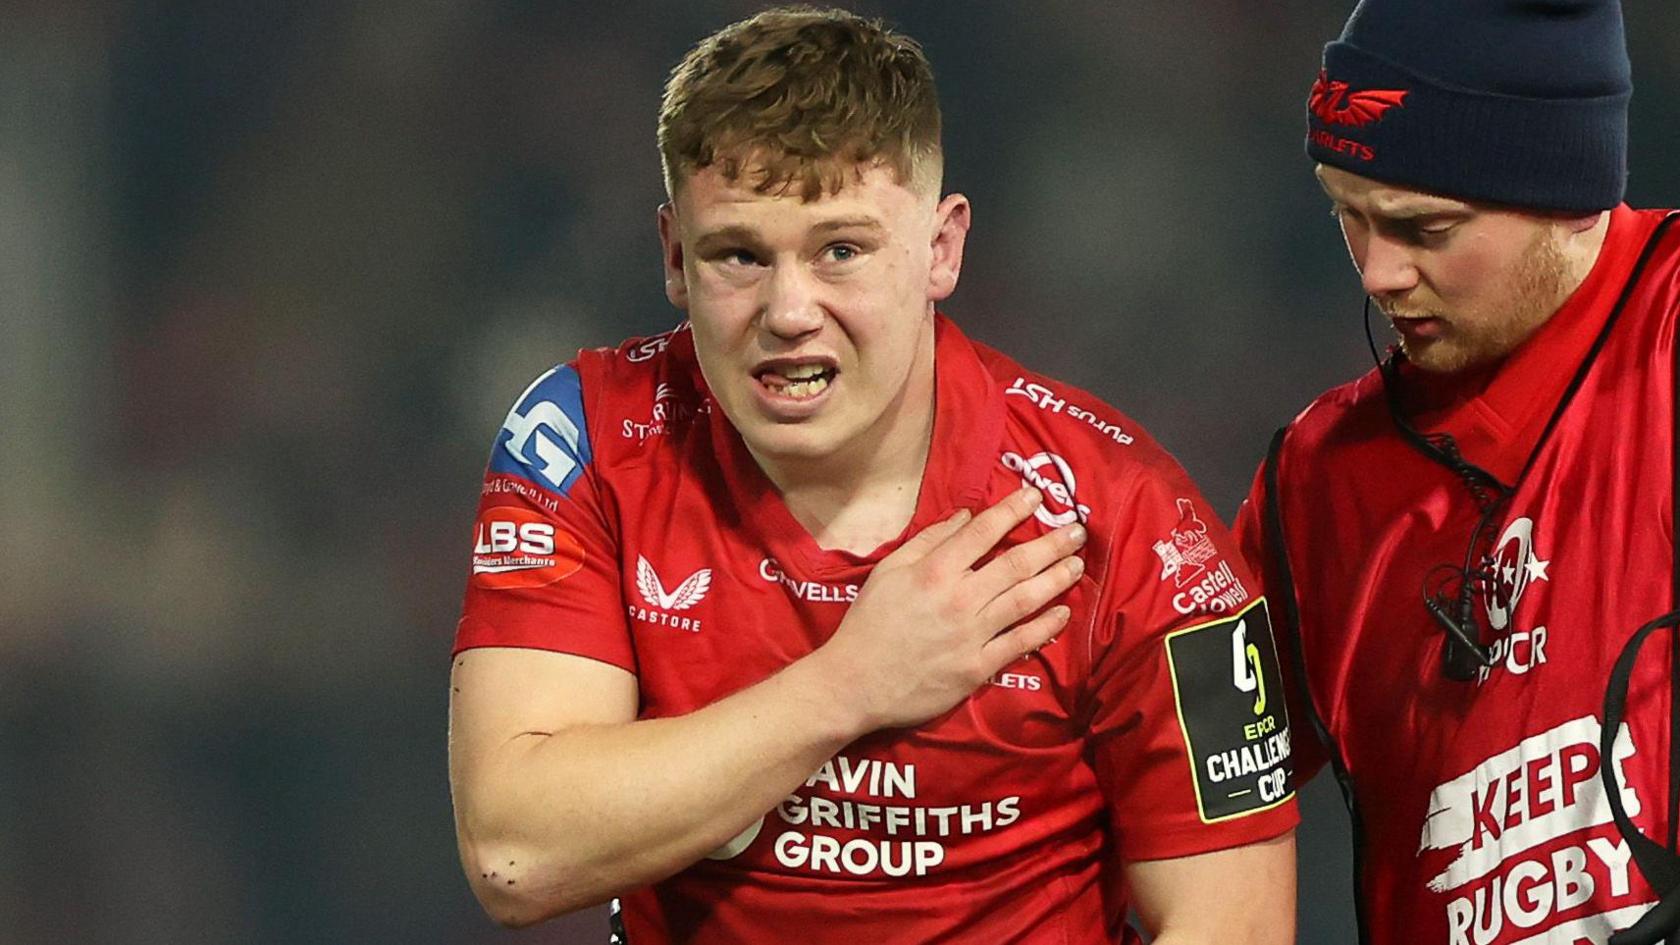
left=488, top=365, right=593, bottom=496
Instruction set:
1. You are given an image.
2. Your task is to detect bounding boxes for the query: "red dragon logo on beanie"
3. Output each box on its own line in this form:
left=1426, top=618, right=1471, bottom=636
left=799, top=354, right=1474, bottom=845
left=1309, top=70, right=1409, bottom=127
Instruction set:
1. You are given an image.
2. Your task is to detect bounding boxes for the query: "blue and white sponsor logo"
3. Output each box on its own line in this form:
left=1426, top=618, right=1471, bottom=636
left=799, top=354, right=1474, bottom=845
left=489, top=365, right=592, bottom=495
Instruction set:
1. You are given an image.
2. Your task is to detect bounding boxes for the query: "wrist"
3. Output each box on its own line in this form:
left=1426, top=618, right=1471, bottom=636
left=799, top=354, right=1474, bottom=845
left=781, top=644, right=879, bottom=744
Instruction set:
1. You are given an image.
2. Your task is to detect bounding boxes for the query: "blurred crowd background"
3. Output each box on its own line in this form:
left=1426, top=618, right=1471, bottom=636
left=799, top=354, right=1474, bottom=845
left=3, top=2, right=1677, bottom=943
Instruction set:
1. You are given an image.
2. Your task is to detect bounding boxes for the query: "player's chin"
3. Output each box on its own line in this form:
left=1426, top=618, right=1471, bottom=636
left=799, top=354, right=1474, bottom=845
left=738, top=418, right=849, bottom=464
left=1403, top=337, right=1497, bottom=375
left=735, top=411, right=860, bottom=467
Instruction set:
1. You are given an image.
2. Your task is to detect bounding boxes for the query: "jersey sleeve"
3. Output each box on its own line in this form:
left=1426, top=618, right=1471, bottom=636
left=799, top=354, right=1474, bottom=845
left=453, top=362, right=635, bottom=673
left=1083, top=461, right=1298, bottom=862
left=1234, top=459, right=1330, bottom=785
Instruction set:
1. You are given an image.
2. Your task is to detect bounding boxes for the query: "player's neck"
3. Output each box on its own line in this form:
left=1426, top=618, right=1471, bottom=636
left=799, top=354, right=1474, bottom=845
left=757, top=335, right=938, bottom=556
left=782, top=468, right=930, bottom=555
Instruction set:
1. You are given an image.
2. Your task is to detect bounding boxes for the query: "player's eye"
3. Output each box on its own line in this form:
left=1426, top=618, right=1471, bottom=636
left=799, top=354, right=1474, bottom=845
left=1402, top=219, right=1458, bottom=244
left=719, top=248, right=761, bottom=267
left=822, top=243, right=861, bottom=264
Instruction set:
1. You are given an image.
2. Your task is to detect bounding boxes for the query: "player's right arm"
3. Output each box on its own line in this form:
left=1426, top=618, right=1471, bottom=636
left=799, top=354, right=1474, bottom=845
left=450, top=366, right=1085, bottom=927
left=448, top=644, right=854, bottom=927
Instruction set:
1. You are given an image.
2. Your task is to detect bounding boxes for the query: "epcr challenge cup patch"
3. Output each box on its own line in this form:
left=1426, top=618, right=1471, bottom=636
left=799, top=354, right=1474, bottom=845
left=1164, top=597, right=1294, bottom=822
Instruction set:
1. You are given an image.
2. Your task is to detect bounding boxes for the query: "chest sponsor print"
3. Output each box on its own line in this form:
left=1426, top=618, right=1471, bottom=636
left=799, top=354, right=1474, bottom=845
left=999, top=450, right=1091, bottom=528
left=1417, top=716, right=1654, bottom=944
left=759, top=557, right=858, bottom=604
left=709, top=754, right=1025, bottom=879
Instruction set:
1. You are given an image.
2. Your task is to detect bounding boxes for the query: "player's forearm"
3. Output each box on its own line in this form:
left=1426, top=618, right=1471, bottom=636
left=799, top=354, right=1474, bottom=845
left=453, top=652, right=866, bottom=926
left=1150, top=920, right=1293, bottom=945
left=1126, top=831, right=1296, bottom=945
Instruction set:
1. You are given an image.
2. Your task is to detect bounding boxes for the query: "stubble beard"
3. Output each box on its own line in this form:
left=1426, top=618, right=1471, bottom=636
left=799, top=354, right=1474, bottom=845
left=1387, top=227, right=1571, bottom=374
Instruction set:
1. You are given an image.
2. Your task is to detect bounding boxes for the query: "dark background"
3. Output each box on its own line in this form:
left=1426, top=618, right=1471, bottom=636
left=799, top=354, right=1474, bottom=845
left=3, top=2, right=1676, bottom=942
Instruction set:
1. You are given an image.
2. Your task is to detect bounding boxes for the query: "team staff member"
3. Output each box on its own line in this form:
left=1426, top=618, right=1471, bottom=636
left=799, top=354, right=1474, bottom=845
left=1238, top=1, right=1680, bottom=943
left=450, top=7, right=1296, bottom=943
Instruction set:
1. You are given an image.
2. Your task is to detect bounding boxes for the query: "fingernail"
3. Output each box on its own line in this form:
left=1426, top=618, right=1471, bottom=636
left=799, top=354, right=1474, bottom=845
left=1021, top=487, right=1042, bottom=505
left=1068, top=557, right=1085, bottom=576
left=1067, top=524, right=1086, bottom=544
left=953, top=508, right=972, bottom=523
left=1055, top=605, right=1072, bottom=621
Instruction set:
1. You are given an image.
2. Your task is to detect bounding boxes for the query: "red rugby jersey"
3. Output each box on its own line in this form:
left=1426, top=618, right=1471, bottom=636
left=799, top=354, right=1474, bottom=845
left=1239, top=206, right=1680, bottom=944
left=459, top=315, right=1297, bottom=944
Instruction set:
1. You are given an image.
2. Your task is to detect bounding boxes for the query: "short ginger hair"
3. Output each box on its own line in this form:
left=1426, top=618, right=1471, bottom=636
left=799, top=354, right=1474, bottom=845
left=657, top=6, right=943, bottom=202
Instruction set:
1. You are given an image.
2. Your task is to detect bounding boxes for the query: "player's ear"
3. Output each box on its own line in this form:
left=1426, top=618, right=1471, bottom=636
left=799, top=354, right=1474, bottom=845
left=658, top=202, right=689, bottom=309
left=928, top=193, right=971, bottom=302
left=1561, top=209, right=1608, bottom=236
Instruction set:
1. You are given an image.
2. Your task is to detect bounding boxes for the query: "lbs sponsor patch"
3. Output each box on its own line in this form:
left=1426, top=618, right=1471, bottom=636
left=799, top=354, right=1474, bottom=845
left=1163, top=598, right=1294, bottom=821
left=471, top=506, right=586, bottom=589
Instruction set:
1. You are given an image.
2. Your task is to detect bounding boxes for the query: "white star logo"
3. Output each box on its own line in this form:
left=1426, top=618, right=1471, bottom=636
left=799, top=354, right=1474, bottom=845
left=1524, top=558, right=1550, bottom=583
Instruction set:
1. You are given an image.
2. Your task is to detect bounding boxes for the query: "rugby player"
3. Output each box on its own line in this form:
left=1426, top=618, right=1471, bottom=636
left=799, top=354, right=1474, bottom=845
left=452, top=8, right=1298, bottom=942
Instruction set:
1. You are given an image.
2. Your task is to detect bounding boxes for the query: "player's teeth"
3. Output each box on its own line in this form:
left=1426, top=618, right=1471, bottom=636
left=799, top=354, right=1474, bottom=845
left=783, top=375, right=829, bottom=398
left=782, top=364, right=825, bottom=380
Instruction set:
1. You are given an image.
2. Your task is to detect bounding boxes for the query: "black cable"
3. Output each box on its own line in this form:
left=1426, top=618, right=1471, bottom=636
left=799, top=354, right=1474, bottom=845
left=1263, top=426, right=1372, bottom=945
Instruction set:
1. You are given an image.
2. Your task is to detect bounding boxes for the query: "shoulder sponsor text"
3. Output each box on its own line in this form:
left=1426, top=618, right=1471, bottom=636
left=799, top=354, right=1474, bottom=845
left=1005, top=377, right=1134, bottom=446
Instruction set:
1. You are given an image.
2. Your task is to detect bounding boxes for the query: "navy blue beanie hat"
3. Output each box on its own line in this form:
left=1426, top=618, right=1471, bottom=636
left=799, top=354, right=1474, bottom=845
left=1306, top=0, right=1631, bottom=212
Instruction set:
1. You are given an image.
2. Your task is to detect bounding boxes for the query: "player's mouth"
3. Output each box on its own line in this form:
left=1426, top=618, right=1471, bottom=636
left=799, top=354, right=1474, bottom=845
left=752, top=358, right=839, bottom=415
left=1391, top=315, right=1447, bottom=341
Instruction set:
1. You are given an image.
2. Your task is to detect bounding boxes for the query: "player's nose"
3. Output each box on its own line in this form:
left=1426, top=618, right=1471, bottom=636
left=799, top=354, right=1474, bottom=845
left=759, top=264, right=825, bottom=339
left=1358, top=232, right=1420, bottom=298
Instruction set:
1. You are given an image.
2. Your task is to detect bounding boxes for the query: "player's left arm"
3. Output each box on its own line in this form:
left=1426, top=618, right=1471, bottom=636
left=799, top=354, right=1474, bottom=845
left=1082, top=456, right=1299, bottom=938
left=1125, top=830, right=1297, bottom=945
